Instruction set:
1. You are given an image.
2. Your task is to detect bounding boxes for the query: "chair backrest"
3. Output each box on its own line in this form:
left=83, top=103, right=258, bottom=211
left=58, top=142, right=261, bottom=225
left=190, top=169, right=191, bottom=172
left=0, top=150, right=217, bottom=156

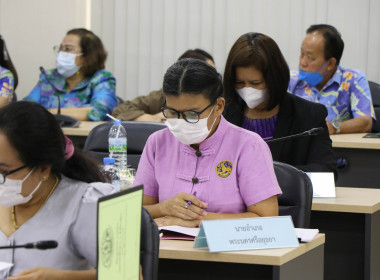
left=369, top=81, right=380, bottom=132
left=274, top=161, right=313, bottom=228
left=83, top=121, right=166, bottom=169
left=140, top=207, right=160, bottom=280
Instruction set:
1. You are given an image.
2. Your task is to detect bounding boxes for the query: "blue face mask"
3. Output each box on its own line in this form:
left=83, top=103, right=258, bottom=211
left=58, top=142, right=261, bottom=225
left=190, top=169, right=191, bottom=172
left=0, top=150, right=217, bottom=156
left=298, top=61, right=328, bottom=86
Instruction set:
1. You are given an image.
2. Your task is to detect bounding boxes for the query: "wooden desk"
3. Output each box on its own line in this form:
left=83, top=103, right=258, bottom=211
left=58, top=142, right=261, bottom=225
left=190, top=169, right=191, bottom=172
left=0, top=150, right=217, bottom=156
left=62, top=121, right=105, bottom=149
left=158, top=234, right=325, bottom=280
left=311, top=187, right=380, bottom=280
left=61, top=121, right=105, bottom=136
left=330, top=133, right=380, bottom=188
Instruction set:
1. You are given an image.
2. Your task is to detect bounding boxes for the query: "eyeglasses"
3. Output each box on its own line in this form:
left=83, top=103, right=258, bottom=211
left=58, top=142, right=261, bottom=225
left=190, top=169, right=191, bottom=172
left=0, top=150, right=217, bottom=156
left=161, top=101, right=215, bottom=123
left=53, top=44, right=81, bottom=55
left=0, top=165, right=28, bottom=184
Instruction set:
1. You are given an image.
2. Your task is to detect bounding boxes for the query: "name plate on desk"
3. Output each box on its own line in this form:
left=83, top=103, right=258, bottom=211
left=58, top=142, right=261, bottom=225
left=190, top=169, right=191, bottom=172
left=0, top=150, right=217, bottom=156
left=193, top=216, right=299, bottom=252
left=306, top=172, right=336, bottom=197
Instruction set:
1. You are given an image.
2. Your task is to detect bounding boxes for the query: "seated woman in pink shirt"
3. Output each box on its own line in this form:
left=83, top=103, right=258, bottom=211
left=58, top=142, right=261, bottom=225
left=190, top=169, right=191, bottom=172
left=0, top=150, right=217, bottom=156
left=133, top=58, right=282, bottom=227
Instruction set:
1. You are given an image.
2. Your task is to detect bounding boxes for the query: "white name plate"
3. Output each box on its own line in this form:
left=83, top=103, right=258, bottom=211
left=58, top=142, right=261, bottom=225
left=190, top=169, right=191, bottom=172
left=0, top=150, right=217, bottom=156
left=306, top=172, right=336, bottom=197
left=193, top=216, right=299, bottom=252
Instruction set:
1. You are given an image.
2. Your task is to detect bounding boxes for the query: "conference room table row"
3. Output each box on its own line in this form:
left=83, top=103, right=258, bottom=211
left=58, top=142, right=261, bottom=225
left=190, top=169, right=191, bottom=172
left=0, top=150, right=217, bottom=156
left=158, top=187, right=380, bottom=280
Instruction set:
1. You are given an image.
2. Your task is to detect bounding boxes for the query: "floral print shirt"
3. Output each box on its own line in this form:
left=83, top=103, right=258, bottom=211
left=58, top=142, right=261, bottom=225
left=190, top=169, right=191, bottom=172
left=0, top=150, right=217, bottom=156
left=0, top=66, right=14, bottom=102
left=288, top=65, right=376, bottom=122
left=24, top=69, right=117, bottom=121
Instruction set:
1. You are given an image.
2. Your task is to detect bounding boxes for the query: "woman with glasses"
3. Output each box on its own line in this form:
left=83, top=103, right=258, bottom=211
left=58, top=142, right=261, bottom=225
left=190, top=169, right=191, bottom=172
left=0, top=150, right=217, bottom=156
left=0, top=35, right=18, bottom=107
left=133, top=58, right=282, bottom=227
left=223, top=32, right=337, bottom=175
left=23, top=28, right=117, bottom=121
left=0, top=101, right=115, bottom=279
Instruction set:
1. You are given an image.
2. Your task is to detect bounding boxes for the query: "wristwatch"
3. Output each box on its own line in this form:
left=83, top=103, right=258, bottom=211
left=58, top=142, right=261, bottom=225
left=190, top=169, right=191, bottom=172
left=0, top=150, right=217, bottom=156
left=332, top=121, right=341, bottom=134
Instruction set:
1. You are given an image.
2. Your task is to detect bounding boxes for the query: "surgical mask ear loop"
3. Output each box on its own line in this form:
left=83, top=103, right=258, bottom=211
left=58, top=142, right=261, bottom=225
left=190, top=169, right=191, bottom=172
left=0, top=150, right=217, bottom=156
left=317, top=60, right=329, bottom=75
left=207, top=105, right=218, bottom=132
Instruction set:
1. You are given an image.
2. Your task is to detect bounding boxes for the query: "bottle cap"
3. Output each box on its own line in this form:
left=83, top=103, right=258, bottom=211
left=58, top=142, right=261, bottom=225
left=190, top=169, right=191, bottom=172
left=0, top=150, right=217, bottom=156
left=103, top=157, right=115, bottom=164
left=113, top=120, right=122, bottom=124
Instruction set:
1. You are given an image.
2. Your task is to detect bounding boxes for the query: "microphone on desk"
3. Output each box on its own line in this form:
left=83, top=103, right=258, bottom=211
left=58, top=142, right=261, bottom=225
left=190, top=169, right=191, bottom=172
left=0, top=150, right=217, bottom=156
left=266, top=127, right=325, bottom=144
left=0, top=240, right=58, bottom=250
left=39, top=67, right=80, bottom=128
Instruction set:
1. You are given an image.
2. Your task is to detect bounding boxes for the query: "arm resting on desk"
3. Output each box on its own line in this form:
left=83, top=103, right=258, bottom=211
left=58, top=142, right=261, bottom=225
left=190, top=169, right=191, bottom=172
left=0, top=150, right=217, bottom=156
left=145, top=195, right=279, bottom=227
left=326, top=116, right=373, bottom=134
left=49, top=107, right=91, bottom=121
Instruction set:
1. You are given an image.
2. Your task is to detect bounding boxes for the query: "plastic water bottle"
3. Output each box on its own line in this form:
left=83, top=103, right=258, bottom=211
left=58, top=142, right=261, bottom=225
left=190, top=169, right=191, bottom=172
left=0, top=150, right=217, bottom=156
left=101, top=158, right=120, bottom=192
left=108, top=120, right=128, bottom=189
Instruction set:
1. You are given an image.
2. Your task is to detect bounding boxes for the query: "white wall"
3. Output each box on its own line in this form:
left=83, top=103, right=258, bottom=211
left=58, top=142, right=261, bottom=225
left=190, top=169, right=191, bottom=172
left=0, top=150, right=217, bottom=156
left=1, top=0, right=379, bottom=101
left=0, top=0, right=90, bottom=99
left=92, top=0, right=380, bottom=101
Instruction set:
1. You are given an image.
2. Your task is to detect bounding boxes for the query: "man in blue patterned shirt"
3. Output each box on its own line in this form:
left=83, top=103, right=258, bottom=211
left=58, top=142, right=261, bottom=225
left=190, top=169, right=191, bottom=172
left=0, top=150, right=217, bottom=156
left=288, top=24, right=375, bottom=134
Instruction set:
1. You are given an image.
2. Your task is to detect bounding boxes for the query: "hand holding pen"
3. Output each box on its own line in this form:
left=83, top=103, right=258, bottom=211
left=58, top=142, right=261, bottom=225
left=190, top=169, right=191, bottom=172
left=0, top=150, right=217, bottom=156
left=185, top=191, right=197, bottom=209
left=161, top=192, right=207, bottom=220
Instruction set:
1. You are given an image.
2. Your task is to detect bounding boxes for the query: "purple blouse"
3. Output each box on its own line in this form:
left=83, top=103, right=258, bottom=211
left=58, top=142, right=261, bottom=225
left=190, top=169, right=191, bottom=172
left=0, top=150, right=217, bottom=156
left=242, top=114, right=278, bottom=142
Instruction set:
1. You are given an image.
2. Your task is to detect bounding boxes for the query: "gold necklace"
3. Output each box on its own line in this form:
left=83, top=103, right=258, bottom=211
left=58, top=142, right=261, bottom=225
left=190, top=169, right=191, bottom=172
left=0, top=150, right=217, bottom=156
left=12, top=176, right=59, bottom=231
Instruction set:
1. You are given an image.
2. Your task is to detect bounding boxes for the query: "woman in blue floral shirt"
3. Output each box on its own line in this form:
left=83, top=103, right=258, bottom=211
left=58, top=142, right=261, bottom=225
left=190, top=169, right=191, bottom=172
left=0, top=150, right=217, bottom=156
left=0, top=35, right=18, bottom=107
left=24, top=28, right=117, bottom=121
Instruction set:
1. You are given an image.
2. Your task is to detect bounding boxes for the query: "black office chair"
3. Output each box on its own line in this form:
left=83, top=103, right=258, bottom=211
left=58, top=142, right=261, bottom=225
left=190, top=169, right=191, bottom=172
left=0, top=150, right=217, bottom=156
left=369, top=81, right=380, bottom=132
left=140, top=207, right=160, bottom=280
left=274, top=161, right=313, bottom=228
left=83, top=121, right=166, bottom=169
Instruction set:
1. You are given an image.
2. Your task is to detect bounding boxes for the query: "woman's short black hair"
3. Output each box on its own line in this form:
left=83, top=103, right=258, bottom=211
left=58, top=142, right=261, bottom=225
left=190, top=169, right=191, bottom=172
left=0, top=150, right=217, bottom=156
left=178, top=49, right=215, bottom=64
left=223, top=32, right=290, bottom=111
left=163, top=58, right=222, bottom=103
left=307, top=24, right=344, bottom=65
left=67, top=28, right=107, bottom=78
left=0, top=101, right=103, bottom=183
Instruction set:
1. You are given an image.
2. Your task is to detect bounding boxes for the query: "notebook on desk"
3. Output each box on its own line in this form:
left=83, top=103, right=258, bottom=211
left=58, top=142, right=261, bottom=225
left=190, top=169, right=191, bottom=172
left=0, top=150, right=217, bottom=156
left=159, top=225, right=200, bottom=240
left=97, top=185, right=143, bottom=280
left=363, top=133, right=380, bottom=138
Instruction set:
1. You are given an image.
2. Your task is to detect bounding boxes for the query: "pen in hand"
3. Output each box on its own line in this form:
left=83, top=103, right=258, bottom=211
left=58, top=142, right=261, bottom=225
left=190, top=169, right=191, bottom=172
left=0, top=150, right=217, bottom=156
left=187, top=191, right=197, bottom=207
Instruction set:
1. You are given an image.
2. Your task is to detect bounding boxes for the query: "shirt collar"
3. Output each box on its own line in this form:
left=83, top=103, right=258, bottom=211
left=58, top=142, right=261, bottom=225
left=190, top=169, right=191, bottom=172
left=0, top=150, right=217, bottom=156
left=328, top=65, right=344, bottom=86
left=49, top=70, right=91, bottom=92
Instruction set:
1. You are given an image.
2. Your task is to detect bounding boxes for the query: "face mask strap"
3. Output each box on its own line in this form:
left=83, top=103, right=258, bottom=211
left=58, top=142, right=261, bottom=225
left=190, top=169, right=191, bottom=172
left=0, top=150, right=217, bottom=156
left=206, top=105, right=218, bottom=132
left=21, top=168, right=35, bottom=183
left=317, top=60, right=330, bottom=75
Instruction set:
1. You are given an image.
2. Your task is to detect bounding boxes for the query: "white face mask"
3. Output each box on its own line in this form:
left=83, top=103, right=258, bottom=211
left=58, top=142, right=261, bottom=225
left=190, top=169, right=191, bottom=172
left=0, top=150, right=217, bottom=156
left=165, top=106, right=217, bottom=145
left=56, top=51, right=81, bottom=78
left=236, top=87, right=269, bottom=109
left=0, top=168, right=42, bottom=208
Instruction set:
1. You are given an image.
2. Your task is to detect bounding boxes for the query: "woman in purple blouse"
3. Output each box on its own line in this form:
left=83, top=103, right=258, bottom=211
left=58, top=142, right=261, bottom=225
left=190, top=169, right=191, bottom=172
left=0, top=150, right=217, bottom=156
left=223, top=32, right=337, bottom=175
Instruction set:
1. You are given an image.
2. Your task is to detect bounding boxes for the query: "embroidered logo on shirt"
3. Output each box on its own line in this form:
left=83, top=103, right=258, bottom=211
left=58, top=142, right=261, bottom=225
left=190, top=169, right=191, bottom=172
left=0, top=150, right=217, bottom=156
left=216, top=160, right=233, bottom=178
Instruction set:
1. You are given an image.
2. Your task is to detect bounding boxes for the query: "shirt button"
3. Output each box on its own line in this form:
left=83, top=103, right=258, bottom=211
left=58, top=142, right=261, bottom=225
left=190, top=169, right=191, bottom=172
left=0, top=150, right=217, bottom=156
left=192, top=177, right=199, bottom=183
left=195, top=150, right=202, bottom=157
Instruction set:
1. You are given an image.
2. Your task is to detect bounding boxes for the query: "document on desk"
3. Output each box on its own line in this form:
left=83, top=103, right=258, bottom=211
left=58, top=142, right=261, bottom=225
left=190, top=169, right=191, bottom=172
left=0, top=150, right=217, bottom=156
left=0, top=262, right=12, bottom=272
left=159, top=226, right=200, bottom=240
left=306, top=172, right=336, bottom=197
left=295, top=228, right=319, bottom=242
left=97, top=186, right=143, bottom=280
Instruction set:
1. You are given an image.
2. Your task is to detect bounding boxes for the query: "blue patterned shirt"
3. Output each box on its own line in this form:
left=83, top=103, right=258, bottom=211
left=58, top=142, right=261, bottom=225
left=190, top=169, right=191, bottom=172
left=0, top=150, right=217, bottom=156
left=288, top=65, right=376, bottom=122
left=0, top=66, right=14, bottom=102
left=24, top=69, right=117, bottom=121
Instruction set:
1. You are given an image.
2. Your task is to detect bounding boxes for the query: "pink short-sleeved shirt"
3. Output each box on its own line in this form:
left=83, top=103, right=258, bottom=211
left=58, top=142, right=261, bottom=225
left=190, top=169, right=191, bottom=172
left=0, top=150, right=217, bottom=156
left=134, top=116, right=282, bottom=214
